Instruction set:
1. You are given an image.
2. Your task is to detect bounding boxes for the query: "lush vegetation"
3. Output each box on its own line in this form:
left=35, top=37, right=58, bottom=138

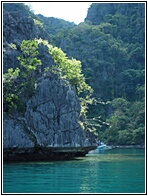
left=36, top=39, right=94, bottom=119
left=49, top=3, right=145, bottom=145
left=3, top=40, right=42, bottom=114
left=3, top=3, right=145, bottom=145
left=4, top=39, right=94, bottom=132
left=37, top=14, right=76, bottom=35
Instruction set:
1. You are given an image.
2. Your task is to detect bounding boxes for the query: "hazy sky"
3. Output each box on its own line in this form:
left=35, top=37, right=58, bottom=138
left=24, top=2, right=92, bottom=24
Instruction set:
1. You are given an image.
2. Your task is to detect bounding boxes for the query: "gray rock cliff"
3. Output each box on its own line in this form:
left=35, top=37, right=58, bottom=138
left=25, top=73, right=90, bottom=148
left=3, top=3, right=97, bottom=161
left=3, top=73, right=96, bottom=161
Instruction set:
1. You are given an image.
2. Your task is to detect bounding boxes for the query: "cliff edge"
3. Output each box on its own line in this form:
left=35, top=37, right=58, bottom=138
left=3, top=3, right=97, bottom=162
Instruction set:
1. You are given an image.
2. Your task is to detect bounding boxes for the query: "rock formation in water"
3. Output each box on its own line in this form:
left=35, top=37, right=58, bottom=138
left=4, top=74, right=95, bottom=148
left=3, top=3, right=97, bottom=161
left=4, top=73, right=96, bottom=161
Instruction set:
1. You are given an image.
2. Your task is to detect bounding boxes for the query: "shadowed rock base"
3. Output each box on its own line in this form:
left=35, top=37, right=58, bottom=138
left=3, top=146, right=97, bottom=162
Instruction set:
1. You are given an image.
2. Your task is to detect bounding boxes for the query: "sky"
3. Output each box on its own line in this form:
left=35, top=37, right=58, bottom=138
left=24, top=2, right=92, bottom=25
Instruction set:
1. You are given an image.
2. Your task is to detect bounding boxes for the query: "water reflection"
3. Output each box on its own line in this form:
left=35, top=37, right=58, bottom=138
left=79, top=148, right=145, bottom=193
left=3, top=148, right=145, bottom=193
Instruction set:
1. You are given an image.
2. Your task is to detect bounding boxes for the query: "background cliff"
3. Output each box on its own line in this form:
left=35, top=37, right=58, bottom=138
left=50, top=3, right=145, bottom=145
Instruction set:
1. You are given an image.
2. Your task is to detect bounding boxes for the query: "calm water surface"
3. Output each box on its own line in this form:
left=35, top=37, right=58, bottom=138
left=3, top=148, right=145, bottom=193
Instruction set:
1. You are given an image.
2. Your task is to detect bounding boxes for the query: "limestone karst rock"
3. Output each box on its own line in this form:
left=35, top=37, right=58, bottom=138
left=3, top=3, right=97, bottom=161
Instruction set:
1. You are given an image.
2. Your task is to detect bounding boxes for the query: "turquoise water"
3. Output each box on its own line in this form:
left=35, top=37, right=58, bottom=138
left=3, top=148, right=145, bottom=193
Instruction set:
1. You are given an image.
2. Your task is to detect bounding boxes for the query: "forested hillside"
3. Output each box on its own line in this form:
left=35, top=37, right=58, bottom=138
left=50, top=3, right=145, bottom=145
left=3, top=3, right=145, bottom=146
left=37, top=14, right=76, bottom=35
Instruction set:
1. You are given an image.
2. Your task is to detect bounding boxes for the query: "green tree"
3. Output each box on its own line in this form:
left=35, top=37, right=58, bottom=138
left=4, top=39, right=97, bottom=134
left=17, top=40, right=42, bottom=77
left=3, top=67, right=26, bottom=114
left=4, top=40, right=42, bottom=114
left=36, top=39, right=94, bottom=124
left=17, top=40, right=42, bottom=98
left=102, top=98, right=145, bottom=145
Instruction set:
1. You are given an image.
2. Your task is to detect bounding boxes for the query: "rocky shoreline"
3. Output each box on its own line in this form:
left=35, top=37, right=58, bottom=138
left=3, top=146, right=97, bottom=162
left=4, top=145, right=145, bottom=163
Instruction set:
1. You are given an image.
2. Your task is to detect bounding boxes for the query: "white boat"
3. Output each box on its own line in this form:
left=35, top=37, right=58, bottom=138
left=96, top=143, right=112, bottom=150
left=97, top=143, right=107, bottom=150
left=88, top=142, right=112, bottom=154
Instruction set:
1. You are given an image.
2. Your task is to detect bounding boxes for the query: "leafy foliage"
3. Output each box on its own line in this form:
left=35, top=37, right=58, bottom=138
left=17, top=40, right=42, bottom=76
left=49, top=3, right=145, bottom=145
left=4, top=40, right=42, bottom=114
left=37, top=14, right=76, bottom=35
left=3, top=67, right=26, bottom=114
left=36, top=39, right=94, bottom=126
left=4, top=39, right=95, bottom=133
left=33, top=18, right=43, bottom=28
left=3, top=3, right=145, bottom=144
left=103, top=98, right=145, bottom=145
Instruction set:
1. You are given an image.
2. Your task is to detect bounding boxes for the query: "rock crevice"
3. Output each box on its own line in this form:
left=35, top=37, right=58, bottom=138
left=4, top=73, right=97, bottom=161
left=3, top=4, right=97, bottom=161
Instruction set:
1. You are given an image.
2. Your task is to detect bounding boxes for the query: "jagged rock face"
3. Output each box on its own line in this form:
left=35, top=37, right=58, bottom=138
left=3, top=41, right=54, bottom=74
left=3, top=7, right=51, bottom=73
left=85, top=3, right=145, bottom=25
left=3, top=4, right=97, bottom=159
left=3, top=73, right=96, bottom=150
left=25, top=73, right=87, bottom=147
left=85, top=3, right=116, bottom=25
left=3, top=118, right=34, bottom=149
left=3, top=9, right=50, bottom=45
left=3, top=47, right=20, bottom=72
